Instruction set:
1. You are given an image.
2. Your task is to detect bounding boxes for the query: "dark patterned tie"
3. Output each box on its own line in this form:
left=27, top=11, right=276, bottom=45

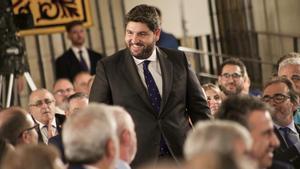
left=143, top=60, right=161, bottom=113
left=78, top=50, right=88, bottom=71
left=280, top=127, right=294, bottom=147
left=143, top=60, right=170, bottom=156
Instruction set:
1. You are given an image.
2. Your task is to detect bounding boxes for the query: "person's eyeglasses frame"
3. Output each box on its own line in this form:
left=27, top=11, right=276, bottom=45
left=18, top=124, right=39, bottom=138
left=261, top=93, right=291, bottom=104
left=221, top=73, right=243, bottom=80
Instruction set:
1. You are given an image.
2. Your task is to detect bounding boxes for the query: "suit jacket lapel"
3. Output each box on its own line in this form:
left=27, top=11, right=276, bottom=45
left=121, top=50, right=154, bottom=112
left=274, top=127, right=289, bottom=149
left=157, top=48, right=173, bottom=115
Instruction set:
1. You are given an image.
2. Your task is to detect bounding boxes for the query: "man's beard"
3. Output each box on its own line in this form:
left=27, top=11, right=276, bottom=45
left=127, top=41, right=155, bottom=60
left=219, top=84, right=243, bottom=96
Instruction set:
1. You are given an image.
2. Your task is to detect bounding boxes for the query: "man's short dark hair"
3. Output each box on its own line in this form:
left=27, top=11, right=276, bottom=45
left=219, top=57, right=247, bottom=76
left=153, top=6, right=161, bottom=17
left=65, top=20, right=83, bottom=32
left=263, top=77, right=298, bottom=104
left=125, top=4, right=160, bottom=32
left=68, top=92, right=88, bottom=103
left=217, top=95, right=273, bottom=129
left=0, top=107, right=30, bottom=146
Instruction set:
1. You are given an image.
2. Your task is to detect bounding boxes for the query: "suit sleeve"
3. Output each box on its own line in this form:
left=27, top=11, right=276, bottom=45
left=89, top=60, right=112, bottom=104
left=185, top=56, right=212, bottom=123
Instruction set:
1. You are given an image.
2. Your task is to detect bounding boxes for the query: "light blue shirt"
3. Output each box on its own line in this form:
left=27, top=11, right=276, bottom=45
left=116, top=159, right=131, bottom=169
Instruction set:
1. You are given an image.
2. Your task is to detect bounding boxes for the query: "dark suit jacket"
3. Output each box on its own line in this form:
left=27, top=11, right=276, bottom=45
left=68, top=164, right=85, bottom=169
left=273, top=124, right=300, bottom=168
left=34, top=114, right=65, bottom=144
left=49, top=134, right=66, bottom=163
left=55, top=48, right=104, bottom=81
left=268, top=160, right=294, bottom=169
left=89, top=47, right=212, bottom=167
left=157, top=30, right=179, bottom=49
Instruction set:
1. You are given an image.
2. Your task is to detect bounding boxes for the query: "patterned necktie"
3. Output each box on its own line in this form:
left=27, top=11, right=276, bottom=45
left=280, top=127, right=294, bottom=147
left=143, top=61, right=170, bottom=156
left=78, top=50, right=88, bottom=71
left=143, top=60, right=161, bottom=113
left=41, top=125, right=56, bottom=144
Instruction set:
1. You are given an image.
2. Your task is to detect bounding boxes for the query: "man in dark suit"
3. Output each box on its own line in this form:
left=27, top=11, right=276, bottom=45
left=49, top=92, right=89, bottom=163
left=89, top=4, right=211, bottom=168
left=55, top=21, right=104, bottom=81
left=217, top=95, right=294, bottom=169
left=262, top=77, right=300, bottom=168
left=28, top=88, right=65, bottom=144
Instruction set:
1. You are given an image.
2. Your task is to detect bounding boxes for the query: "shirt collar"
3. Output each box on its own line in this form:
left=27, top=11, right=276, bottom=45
left=274, top=120, right=297, bottom=134
left=35, top=118, right=57, bottom=130
left=71, top=46, right=87, bottom=54
left=132, top=47, right=157, bottom=65
left=116, top=159, right=131, bottom=169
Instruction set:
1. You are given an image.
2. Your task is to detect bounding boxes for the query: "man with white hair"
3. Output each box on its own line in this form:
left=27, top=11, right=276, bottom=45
left=184, top=120, right=252, bottom=160
left=277, top=52, right=300, bottom=124
left=109, top=106, right=137, bottom=169
left=62, top=103, right=119, bottom=169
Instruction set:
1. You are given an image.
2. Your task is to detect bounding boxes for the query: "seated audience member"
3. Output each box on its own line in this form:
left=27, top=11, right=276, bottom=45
left=29, top=89, right=65, bottom=144
left=0, top=107, right=38, bottom=146
left=73, top=71, right=92, bottom=95
left=202, top=83, right=223, bottom=117
left=184, top=120, right=252, bottom=160
left=262, top=77, right=300, bottom=168
left=49, top=92, right=89, bottom=163
left=277, top=52, right=300, bottom=124
left=218, top=57, right=248, bottom=97
left=108, top=106, right=137, bottom=169
left=55, top=20, right=104, bottom=81
left=1, top=144, right=65, bottom=169
left=62, top=103, right=118, bottom=169
left=217, top=95, right=293, bottom=169
left=53, top=78, right=75, bottom=114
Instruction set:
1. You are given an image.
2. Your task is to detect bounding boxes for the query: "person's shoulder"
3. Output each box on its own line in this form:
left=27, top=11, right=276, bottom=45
left=87, top=48, right=104, bottom=58
left=56, top=48, right=73, bottom=61
left=269, top=160, right=295, bottom=169
left=159, top=47, right=185, bottom=58
left=100, top=48, right=128, bottom=64
left=48, top=134, right=61, bottom=144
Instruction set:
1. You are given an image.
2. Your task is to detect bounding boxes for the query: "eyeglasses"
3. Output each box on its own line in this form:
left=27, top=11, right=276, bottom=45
left=29, top=99, right=54, bottom=107
left=221, top=73, right=242, bottom=79
left=261, top=93, right=290, bottom=104
left=54, top=88, right=74, bottom=95
left=290, top=75, right=300, bottom=82
left=18, top=124, right=39, bottom=137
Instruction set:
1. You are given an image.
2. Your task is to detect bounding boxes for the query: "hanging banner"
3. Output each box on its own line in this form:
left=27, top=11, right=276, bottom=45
left=12, top=0, right=93, bottom=36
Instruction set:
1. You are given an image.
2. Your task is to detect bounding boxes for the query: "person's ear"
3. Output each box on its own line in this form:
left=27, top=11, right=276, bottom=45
left=21, top=131, right=30, bottom=144
left=154, top=28, right=161, bottom=41
left=120, top=129, right=130, bottom=146
left=105, top=138, right=117, bottom=160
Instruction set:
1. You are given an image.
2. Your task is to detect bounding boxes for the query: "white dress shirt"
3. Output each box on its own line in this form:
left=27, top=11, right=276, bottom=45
left=71, top=46, right=91, bottom=71
left=132, top=47, right=162, bottom=96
